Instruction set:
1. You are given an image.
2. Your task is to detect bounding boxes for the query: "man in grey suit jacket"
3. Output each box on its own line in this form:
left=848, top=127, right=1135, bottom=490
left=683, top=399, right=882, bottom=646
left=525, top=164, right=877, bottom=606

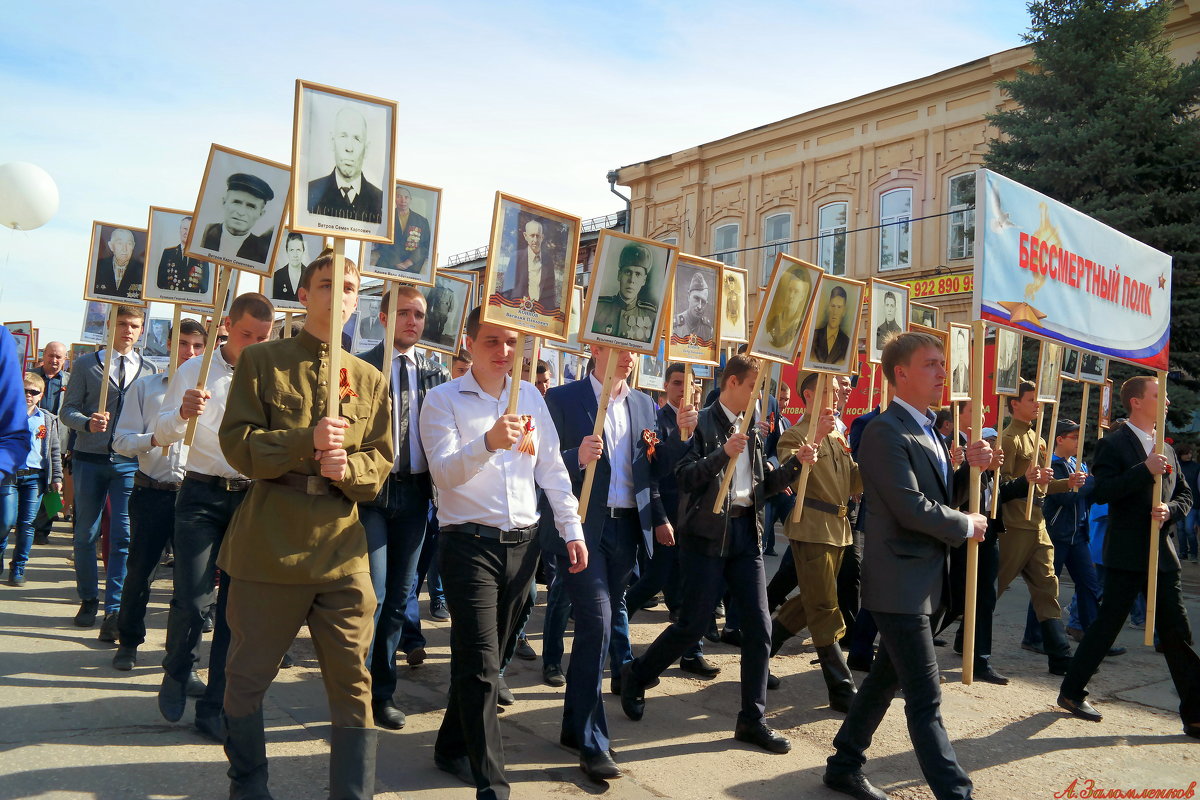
left=824, top=330, right=991, bottom=800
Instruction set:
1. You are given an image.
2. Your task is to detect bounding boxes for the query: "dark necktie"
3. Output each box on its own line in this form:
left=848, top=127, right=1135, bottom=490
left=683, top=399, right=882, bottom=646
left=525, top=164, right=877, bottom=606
left=342, top=186, right=353, bottom=205
left=396, top=354, right=411, bottom=475
left=117, top=355, right=127, bottom=389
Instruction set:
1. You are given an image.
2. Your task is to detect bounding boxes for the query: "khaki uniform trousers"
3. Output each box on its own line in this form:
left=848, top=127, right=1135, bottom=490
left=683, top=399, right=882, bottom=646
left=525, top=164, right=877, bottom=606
left=224, top=572, right=377, bottom=727
left=997, top=527, right=1062, bottom=622
left=775, top=540, right=846, bottom=647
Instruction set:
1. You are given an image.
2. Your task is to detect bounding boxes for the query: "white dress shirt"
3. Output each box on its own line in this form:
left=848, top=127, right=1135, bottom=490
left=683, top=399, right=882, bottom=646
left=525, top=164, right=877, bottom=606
left=420, top=369, right=583, bottom=543
left=112, top=373, right=187, bottom=482
left=155, top=345, right=245, bottom=479
left=335, top=173, right=364, bottom=204
left=391, top=346, right=426, bottom=474
left=1126, top=420, right=1156, bottom=457
left=106, top=349, right=142, bottom=389
left=527, top=253, right=542, bottom=299
left=719, top=401, right=753, bottom=507
left=218, top=229, right=250, bottom=261
left=893, top=395, right=950, bottom=485
left=590, top=374, right=634, bottom=508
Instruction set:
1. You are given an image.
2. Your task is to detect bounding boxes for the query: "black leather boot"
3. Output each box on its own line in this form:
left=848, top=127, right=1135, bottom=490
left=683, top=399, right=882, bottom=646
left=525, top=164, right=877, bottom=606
left=1041, top=618, right=1073, bottom=675
left=816, top=642, right=857, bottom=712
left=329, top=726, right=378, bottom=800
left=224, top=709, right=273, bottom=800
left=769, top=618, right=792, bottom=658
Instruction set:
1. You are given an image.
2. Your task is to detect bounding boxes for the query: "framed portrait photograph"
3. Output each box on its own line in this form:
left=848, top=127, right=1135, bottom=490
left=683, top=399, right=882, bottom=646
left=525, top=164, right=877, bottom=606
left=910, top=301, right=937, bottom=329
left=748, top=254, right=820, bottom=366
left=995, top=327, right=1021, bottom=396
left=4, top=320, right=32, bottom=339
left=1035, top=340, right=1063, bottom=403
left=579, top=229, right=677, bottom=355
left=720, top=266, right=749, bottom=344
left=867, top=278, right=909, bottom=363
left=545, top=284, right=587, bottom=355
left=801, top=275, right=866, bottom=376
left=482, top=192, right=582, bottom=342
left=948, top=323, right=971, bottom=401
left=144, top=207, right=215, bottom=306
left=84, top=221, right=149, bottom=306
left=70, top=343, right=96, bottom=369
left=561, top=351, right=587, bottom=383
left=291, top=80, right=397, bottom=243
left=1099, top=379, right=1113, bottom=429
left=1079, top=351, right=1108, bottom=385
left=260, top=229, right=325, bottom=310
left=1060, top=347, right=1081, bottom=381
left=142, top=317, right=172, bottom=368
left=667, top=254, right=722, bottom=366
left=691, top=363, right=713, bottom=379
left=352, top=294, right=385, bottom=354
left=420, top=272, right=472, bottom=356
left=11, top=333, right=30, bottom=368
left=360, top=180, right=440, bottom=284
left=80, top=301, right=110, bottom=344
left=185, top=144, right=291, bottom=277
left=636, top=352, right=667, bottom=392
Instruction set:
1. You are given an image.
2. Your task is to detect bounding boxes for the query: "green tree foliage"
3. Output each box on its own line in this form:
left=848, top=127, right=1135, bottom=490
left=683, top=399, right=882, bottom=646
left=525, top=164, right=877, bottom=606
left=985, top=0, right=1200, bottom=430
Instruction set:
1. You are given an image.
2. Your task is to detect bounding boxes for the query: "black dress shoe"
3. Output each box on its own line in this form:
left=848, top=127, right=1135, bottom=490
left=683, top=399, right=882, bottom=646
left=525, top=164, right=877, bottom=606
left=194, top=712, right=224, bottom=743
left=515, top=636, right=537, bottom=661
left=543, top=664, right=566, bottom=687
left=201, top=608, right=215, bottom=634
left=580, top=749, right=622, bottom=780
left=1058, top=694, right=1103, bottom=722
left=733, top=721, right=790, bottom=754
left=609, top=672, right=622, bottom=696
left=74, top=598, right=99, bottom=628
left=823, top=769, right=890, bottom=799
left=846, top=653, right=872, bottom=672
left=679, top=655, right=721, bottom=678
left=186, top=670, right=206, bottom=698
left=975, top=663, right=1010, bottom=686
left=497, top=675, right=515, bottom=706
left=704, top=619, right=721, bottom=643
left=619, top=662, right=645, bottom=721
left=407, top=646, right=427, bottom=666
left=434, top=752, right=474, bottom=786
left=373, top=698, right=406, bottom=730
left=767, top=672, right=781, bottom=690
left=158, top=674, right=187, bottom=722
left=1106, top=645, right=1127, bottom=657
left=112, top=645, right=137, bottom=671
left=719, top=628, right=743, bottom=648
left=1185, top=723, right=1200, bottom=740
left=932, top=637, right=947, bottom=647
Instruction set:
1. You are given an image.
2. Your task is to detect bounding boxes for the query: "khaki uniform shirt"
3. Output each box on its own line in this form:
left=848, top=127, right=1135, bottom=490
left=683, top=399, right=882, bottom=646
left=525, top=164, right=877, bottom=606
left=218, top=330, right=393, bottom=584
left=778, top=423, right=861, bottom=547
left=1001, top=417, right=1069, bottom=535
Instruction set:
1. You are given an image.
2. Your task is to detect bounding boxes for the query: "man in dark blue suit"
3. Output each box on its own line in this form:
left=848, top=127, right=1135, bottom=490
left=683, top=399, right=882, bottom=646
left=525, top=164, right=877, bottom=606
left=542, top=344, right=682, bottom=781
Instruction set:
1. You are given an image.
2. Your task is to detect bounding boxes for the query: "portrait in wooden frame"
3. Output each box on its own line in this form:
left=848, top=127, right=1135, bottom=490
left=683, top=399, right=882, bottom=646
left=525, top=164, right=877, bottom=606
left=350, top=295, right=385, bottom=355
left=545, top=284, right=588, bottom=356
left=440, top=268, right=479, bottom=310
left=1098, top=379, right=1113, bottom=429
left=142, top=317, right=172, bottom=367
left=995, top=326, right=1021, bottom=396
left=667, top=253, right=722, bottom=366
left=80, top=301, right=110, bottom=344
left=720, top=265, right=749, bottom=344
left=801, top=274, right=867, bottom=376
left=184, top=144, right=291, bottom=277
left=261, top=229, right=325, bottom=310
left=144, top=206, right=215, bottom=306
left=360, top=179, right=440, bottom=285
left=867, top=277, right=909, bottom=363
left=70, top=342, right=96, bottom=369
left=84, top=221, right=149, bottom=306
left=482, top=192, right=582, bottom=342
left=1060, top=347, right=1081, bottom=381
left=1035, top=340, right=1063, bottom=403
left=636, top=343, right=667, bottom=393
left=5, top=321, right=33, bottom=364
left=579, top=229, right=677, bottom=355
left=948, top=322, right=972, bottom=402
left=290, top=80, right=397, bottom=243
left=748, top=254, right=820, bottom=366
left=1079, top=351, right=1108, bottom=386
left=910, top=300, right=937, bottom=329
left=419, top=272, right=473, bottom=356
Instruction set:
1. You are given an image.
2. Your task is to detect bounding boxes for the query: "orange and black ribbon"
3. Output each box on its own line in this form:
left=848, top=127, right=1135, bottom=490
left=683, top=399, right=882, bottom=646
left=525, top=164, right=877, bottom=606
left=339, top=368, right=358, bottom=401
left=517, top=414, right=537, bottom=456
left=36, top=425, right=46, bottom=440
left=642, top=429, right=659, bottom=461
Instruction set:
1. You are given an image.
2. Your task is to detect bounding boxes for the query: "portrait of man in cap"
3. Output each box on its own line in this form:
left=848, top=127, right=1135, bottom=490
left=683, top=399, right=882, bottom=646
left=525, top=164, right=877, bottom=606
left=764, top=263, right=814, bottom=351
left=306, top=106, right=384, bottom=225
left=673, top=269, right=714, bottom=343
left=92, top=226, right=145, bottom=301
left=155, top=215, right=210, bottom=295
left=201, top=172, right=276, bottom=264
left=591, top=242, right=659, bottom=343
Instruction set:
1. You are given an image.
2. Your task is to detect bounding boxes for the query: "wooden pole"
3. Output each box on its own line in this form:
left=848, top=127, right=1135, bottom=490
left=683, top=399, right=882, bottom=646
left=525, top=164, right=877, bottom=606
left=162, top=304, right=182, bottom=456
left=381, top=281, right=398, bottom=393
left=1028, top=384, right=1063, bottom=520
left=326, top=239, right=345, bottom=416
left=1024, top=401, right=1047, bottom=521
left=183, top=265, right=233, bottom=447
left=528, top=337, right=541, bottom=382
left=1074, top=383, right=1090, bottom=492
left=1145, top=370, right=1168, bottom=647
left=867, top=362, right=877, bottom=411
left=96, top=307, right=119, bottom=414
left=712, top=365, right=770, bottom=514
left=284, top=311, right=293, bottom=340
left=952, top=402, right=961, bottom=459
left=680, top=364, right=694, bottom=440
left=578, top=353, right=619, bottom=522
left=506, top=338, right=524, bottom=416
left=962, top=320, right=986, bottom=685
left=789, top=373, right=831, bottom=523
left=880, top=374, right=890, bottom=411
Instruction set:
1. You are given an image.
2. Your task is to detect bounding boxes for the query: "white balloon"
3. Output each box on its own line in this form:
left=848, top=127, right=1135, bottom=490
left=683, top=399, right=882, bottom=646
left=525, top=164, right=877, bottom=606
left=0, top=162, right=59, bottom=231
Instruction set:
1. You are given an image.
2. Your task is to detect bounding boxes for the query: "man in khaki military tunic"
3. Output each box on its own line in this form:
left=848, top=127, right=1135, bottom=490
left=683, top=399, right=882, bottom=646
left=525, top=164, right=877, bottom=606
left=998, top=378, right=1084, bottom=675
left=218, top=250, right=393, bottom=800
left=770, top=372, right=858, bottom=712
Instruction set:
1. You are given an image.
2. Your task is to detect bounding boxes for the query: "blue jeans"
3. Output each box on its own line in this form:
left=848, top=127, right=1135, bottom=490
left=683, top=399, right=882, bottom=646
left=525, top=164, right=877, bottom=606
left=541, top=553, right=574, bottom=670
left=411, top=506, right=444, bottom=606
left=1024, top=535, right=1102, bottom=646
left=1, top=472, right=43, bottom=578
left=1180, top=509, right=1199, bottom=561
left=362, top=475, right=430, bottom=701
left=72, top=456, right=137, bottom=612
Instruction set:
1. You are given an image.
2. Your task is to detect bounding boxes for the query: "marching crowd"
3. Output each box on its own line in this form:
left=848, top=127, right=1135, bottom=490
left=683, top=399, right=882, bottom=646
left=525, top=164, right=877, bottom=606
left=0, top=250, right=1198, bottom=800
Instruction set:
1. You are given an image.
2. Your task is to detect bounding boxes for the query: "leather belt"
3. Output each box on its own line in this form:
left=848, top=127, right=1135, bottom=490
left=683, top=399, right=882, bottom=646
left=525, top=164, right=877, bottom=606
left=442, top=522, right=537, bottom=544
left=134, top=471, right=182, bottom=492
left=606, top=506, right=638, bottom=519
left=729, top=505, right=754, bottom=518
left=804, top=497, right=848, bottom=518
left=185, top=471, right=253, bottom=492
left=14, top=468, right=42, bottom=477
left=262, top=472, right=338, bottom=496
left=387, top=471, right=431, bottom=485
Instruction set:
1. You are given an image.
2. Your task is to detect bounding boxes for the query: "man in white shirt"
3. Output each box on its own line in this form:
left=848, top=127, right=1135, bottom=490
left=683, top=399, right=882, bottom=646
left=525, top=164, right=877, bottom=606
left=420, top=307, right=587, bottom=800
left=153, top=294, right=273, bottom=741
left=111, top=318, right=206, bottom=674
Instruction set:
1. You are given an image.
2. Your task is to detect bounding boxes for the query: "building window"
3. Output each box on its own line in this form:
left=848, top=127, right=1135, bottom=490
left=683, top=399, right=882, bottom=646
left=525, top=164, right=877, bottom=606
left=713, top=223, right=739, bottom=268
left=659, top=236, right=678, bottom=246
left=761, top=213, right=792, bottom=280
left=879, top=189, right=912, bottom=271
left=817, top=202, right=848, bottom=276
left=947, top=173, right=975, bottom=260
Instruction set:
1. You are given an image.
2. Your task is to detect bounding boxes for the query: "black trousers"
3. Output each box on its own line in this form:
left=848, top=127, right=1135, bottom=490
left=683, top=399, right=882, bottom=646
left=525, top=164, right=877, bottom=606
left=949, top=526, right=1000, bottom=660
left=1061, top=567, right=1200, bottom=725
left=118, top=484, right=179, bottom=648
left=435, top=530, right=540, bottom=800
left=829, top=610, right=973, bottom=800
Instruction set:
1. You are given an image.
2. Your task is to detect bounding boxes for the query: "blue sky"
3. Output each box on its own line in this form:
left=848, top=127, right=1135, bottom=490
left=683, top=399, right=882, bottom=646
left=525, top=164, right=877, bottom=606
left=0, top=0, right=1030, bottom=346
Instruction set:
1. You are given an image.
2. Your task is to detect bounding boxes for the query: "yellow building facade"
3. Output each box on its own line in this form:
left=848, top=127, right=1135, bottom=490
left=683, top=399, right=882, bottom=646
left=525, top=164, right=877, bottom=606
left=615, top=1, right=1200, bottom=327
